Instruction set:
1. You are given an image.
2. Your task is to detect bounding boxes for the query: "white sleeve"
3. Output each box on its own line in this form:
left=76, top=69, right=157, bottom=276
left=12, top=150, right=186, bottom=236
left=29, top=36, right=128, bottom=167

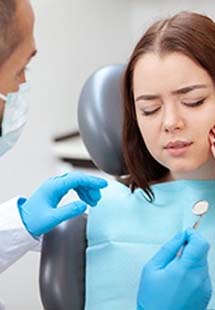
left=0, top=301, right=5, bottom=310
left=0, top=197, right=42, bottom=273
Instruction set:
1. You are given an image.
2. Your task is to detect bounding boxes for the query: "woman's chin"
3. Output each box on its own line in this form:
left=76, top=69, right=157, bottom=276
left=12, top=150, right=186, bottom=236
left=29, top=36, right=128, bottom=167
left=165, top=158, right=215, bottom=179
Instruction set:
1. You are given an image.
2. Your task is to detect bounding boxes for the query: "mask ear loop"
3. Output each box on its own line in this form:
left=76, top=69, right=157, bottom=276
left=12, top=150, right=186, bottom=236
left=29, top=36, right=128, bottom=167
left=0, top=93, right=7, bottom=102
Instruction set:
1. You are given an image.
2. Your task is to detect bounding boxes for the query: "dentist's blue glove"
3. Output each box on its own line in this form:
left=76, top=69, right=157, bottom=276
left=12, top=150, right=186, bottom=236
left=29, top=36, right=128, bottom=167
left=18, top=172, right=108, bottom=237
left=137, top=229, right=212, bottom=310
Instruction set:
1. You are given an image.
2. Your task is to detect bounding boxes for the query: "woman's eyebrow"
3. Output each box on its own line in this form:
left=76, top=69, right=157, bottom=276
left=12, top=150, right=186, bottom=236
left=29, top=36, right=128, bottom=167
left=135, top=84, right=209, bottom=102
left=135, top=94, right=160, bottom=101
left=171, top=84, right=209, bottom=95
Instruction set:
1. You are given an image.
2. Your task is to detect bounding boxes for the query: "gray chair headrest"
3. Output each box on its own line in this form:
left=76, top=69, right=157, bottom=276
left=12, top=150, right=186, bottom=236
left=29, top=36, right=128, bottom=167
left=78, top=64, right=126, bottom=176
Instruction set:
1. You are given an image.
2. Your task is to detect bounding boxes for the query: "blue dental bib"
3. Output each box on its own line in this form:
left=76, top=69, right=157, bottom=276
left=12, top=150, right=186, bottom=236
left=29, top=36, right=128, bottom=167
left=86, top=179, right=215, bottom=310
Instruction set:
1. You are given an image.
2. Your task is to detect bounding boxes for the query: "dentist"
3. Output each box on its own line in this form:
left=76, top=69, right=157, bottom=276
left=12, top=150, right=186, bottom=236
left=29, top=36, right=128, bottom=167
left=0, top=0, right=108, bottom=281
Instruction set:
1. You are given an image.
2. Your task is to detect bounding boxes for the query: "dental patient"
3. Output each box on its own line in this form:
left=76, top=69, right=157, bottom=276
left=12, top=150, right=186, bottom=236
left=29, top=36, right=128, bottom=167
left=85, top=11, right=215, bottom=310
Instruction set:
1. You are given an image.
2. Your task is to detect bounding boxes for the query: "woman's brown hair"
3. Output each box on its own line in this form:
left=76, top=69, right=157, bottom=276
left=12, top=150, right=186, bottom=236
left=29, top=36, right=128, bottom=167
left=122, top=11, right=215, bottom=200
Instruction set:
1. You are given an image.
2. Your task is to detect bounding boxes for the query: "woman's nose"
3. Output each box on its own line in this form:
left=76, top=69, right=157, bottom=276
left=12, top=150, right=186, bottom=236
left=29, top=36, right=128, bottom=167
left=162, top=105, right=185, bottom=133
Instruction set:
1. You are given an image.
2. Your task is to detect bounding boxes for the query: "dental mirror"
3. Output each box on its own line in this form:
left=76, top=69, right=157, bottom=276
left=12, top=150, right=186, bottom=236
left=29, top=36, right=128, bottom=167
left=177, top=200, right=209, bottom=257
left=192, top=200, right=209, bottom=216
left=192, top=200, right=209, bottom=229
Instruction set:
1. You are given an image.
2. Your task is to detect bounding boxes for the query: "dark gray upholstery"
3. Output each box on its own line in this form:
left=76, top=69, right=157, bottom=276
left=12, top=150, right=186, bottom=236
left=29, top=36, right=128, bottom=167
left=40, top=215, right=87, bottom=310
left=78, top=64, right=126, bottom=175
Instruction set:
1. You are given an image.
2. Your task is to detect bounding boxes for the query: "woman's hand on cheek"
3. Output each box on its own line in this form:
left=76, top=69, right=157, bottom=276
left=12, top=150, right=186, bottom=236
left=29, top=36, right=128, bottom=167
left=209, top=126, right=215, bottom=158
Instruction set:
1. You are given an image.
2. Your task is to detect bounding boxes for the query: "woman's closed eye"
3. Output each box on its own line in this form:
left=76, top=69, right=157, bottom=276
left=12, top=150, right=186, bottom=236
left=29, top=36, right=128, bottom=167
left=140, top=107, right=161, bottom=116
left=140, top=98, right=207, bottom=116
left=182, top=98, right=206, bottom=107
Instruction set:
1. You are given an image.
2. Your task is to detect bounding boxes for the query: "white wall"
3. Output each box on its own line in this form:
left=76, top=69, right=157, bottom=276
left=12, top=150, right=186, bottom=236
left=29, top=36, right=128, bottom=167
left=130, top=0, right=215, bottom=42
left=0, top=1, right=132, bottom=309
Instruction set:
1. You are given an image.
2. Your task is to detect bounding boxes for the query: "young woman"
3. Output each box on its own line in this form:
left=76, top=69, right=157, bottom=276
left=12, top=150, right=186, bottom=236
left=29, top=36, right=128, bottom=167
left=85, top=11, right=215, bottom=310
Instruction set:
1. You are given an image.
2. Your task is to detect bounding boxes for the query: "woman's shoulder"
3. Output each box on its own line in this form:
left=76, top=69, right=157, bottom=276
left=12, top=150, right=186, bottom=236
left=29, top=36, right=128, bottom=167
left=107, top=179, right=130, bottom=190
left=90, top=179, right=149, bottom=217
left=101, top=179, right=132, bottom=201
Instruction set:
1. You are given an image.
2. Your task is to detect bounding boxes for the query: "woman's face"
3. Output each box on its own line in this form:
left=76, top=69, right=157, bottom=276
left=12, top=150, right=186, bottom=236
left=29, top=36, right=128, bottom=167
left=133, top=52, right=215, bottom=176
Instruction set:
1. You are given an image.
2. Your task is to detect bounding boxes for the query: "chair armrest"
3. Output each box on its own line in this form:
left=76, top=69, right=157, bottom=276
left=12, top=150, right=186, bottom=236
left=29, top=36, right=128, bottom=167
left=39, top=214, right=87, bottom=310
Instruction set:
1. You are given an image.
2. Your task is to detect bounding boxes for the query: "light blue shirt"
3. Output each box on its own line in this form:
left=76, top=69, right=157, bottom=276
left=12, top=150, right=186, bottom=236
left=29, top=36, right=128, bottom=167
left=86, top=179, right=215, bottom=310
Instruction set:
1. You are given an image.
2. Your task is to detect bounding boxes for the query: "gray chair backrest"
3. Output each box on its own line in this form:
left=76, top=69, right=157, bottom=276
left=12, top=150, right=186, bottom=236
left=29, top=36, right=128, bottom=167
left=40, top=64, right=125, bottom=309
left=78, top=64, right=126, bottom=176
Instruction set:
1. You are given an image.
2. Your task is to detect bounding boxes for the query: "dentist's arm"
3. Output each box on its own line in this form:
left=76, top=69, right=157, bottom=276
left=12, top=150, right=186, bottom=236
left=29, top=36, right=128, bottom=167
left=137, top=229, right=212, bottom=310
left=0, top=172, right=107, bottom=273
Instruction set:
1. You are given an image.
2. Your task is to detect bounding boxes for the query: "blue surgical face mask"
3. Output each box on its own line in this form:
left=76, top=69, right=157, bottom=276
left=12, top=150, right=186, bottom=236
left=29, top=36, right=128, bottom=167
left=0, top=81, right=30, bottom=157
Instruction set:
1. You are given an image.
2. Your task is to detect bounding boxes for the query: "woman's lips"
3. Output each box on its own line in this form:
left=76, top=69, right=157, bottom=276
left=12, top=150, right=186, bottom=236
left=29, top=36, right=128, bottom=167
left=164, top=142, right=193, bottom=156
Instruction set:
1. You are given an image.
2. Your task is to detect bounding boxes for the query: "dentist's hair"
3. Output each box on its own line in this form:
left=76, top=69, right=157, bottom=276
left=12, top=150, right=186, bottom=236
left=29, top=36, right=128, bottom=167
left=122, top=11, right=215, bottom=200
left=0, top=0, right=19, bottom=65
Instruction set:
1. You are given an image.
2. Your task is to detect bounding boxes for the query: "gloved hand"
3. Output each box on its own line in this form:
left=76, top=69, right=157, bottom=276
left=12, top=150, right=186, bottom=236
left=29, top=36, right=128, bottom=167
left=137, top=228, right=212, bottom=310
left=18, top=172, right=108, bottom=237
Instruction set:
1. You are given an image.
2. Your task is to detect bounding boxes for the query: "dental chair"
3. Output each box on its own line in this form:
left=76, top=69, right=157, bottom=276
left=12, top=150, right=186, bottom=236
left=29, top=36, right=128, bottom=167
left=39, top=64, right=126, bottom=310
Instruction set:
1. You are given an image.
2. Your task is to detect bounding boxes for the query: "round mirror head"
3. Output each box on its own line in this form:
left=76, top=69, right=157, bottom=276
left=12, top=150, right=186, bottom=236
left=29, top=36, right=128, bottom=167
left=192, top=200, right=209, bottom=216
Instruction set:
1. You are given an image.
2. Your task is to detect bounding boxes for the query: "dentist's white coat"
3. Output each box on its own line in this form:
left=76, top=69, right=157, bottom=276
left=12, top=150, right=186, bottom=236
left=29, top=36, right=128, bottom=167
left=0, top=197, right=41, bottom=309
